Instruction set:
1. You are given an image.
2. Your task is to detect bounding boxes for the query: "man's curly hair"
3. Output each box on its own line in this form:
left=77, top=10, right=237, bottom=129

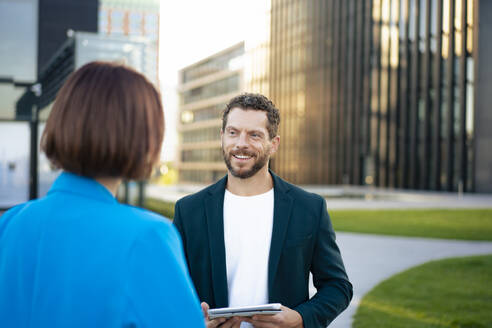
left=222, top=93, right=280, bottom=139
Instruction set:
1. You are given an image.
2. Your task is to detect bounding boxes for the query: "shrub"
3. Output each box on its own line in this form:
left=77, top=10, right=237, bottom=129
left=144, top=198, right=175, bottom=220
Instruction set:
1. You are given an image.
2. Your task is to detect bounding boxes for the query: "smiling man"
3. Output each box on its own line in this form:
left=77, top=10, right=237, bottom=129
left=173, top=93, right=352, bottom=328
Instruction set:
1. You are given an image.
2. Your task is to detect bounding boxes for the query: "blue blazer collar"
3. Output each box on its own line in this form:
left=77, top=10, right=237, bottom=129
left=204, top=170, right=294, bottom=306
left=48, top=172, right=117, bottom=204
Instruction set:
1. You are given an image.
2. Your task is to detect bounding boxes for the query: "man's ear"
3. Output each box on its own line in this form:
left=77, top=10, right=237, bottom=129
left=270, top=135, right=280, bottom=155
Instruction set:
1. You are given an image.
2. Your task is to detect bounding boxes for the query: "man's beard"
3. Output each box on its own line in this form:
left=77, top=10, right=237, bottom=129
left=222, top=147, right=270, bottom=179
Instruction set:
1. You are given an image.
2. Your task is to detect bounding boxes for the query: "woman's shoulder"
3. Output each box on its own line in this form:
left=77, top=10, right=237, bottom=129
left=113, top=204, right=184, bottom=255
left=114, top=203, right=175, bottom=234
left=0, top=200, right=39, bottom=227
left=117, top=203, right=170, bottom=222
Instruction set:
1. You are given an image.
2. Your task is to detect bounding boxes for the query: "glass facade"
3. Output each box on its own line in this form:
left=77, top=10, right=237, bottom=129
left=268, top=0, right=478, bottom=191
left=182, top=75, right=239, bottom=105
left=269, top=0, right=334, bottom=184
left=181, top=149, right=223, bottom=163
left=110, top=10, right=124, bottom=34
left=0, top=122, right=30, bottom=207
left=129, top=12, right=143, bottom=36
left=181, top=103, right=225, bottom=125
left=99, top=0, right=159, bottom=85
left=182, top=127, right=221, bottom=144
left=75, top=32, right=151, bottom=72
left=182, top=46, right=244, bottom=83
left=0, top=0, right=99, bottom=208
left=179, top=170, right=225, bottom=184
left=0, top=0, right=38, bottom=84
left=177, top=43, right=245, bottom=183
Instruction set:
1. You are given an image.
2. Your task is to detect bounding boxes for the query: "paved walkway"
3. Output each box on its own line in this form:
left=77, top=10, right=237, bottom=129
left=316, top=232, right=492, bottom=328
left=146, top=184, right=492, bottom=210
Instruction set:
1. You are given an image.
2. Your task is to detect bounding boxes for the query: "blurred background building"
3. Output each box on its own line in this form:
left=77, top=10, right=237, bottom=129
left=176, top=42, right=245, bottom=184
left=0, top=0, right=159, bottom=209
left=0, top=0, right=98, bottom=208
left=266, top=0, right=491, bottom=193
left=98, top=0, right=159, bottom=85
left=174, top=0, right=492, bottom=193
left=2, top=0, right=492, bottom=211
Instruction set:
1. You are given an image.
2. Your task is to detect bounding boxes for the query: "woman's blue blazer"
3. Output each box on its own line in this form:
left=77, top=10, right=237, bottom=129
left=0, top=172, right=204, bottom=328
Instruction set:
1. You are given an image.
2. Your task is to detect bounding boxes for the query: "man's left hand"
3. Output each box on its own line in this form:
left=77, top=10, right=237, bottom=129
left=243, top=305, right=303, bottom=328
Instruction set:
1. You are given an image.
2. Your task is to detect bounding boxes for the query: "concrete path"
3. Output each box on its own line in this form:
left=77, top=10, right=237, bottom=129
left=315, top=232, right=492, bottom=328
left=146, top=184, right=492, bottom=210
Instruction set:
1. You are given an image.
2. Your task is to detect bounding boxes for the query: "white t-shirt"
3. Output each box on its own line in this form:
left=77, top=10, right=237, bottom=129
left=223, top=188, right=274, bottom=327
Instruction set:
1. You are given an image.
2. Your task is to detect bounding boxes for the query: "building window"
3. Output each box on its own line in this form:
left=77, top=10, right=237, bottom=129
left=183, top=75, right=239, bottom=104
left=110, top=10, right=124, bottom=35
left=182, top=127, right=221, bottom=143
left=99, top=8, right=109, bottom=34
left=182, top=46, right=244, bottom=83
left=179, top=170, right=226, bottom=183
left=129, top=12, right=143, bottom=36
left=181, top=103, right=225, bottom=125
left=181, top=148, right=223, bottom=162
left=144, top=13, right=158, bottom=41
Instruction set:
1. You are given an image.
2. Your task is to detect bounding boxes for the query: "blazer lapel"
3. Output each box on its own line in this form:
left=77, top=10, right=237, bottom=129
left=267, top=171, right=293, bottom=298
left=204, top=176, right=229, bottom=307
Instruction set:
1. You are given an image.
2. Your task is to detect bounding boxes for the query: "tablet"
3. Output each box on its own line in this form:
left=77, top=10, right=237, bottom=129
left=208, top=303, right=282, bottom=319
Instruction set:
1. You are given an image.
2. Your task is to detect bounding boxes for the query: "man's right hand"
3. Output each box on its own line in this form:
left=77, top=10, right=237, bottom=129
left=201, top=302, right=243, bottom=328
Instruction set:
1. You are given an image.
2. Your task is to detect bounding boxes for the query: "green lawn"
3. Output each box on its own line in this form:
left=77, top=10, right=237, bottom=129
left=144, top=198, right=175, bottom=219
left=142, top=198, right=492, bottom=241
left=330, top=209, right=492, bottom=241
left=353, top=255, right=492, bottom=328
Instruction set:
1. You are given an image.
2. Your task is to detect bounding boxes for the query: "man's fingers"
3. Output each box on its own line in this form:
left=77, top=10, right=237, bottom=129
left=206, top=317, right=226, bottom=328
left=242, top=318, right=276, bottom=328
left=218, top=317, right=240, bottom=328
left=250, top=313, right=281, bottom=323
left=247, top=306, right=303, bottom=328
left=201, top=302, right=210, bottom=318
left=201, top=303, right=229, bottom=328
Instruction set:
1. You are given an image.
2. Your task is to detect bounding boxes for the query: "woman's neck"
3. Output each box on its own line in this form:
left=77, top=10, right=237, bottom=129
left=95, top=177, right=122, bottom=196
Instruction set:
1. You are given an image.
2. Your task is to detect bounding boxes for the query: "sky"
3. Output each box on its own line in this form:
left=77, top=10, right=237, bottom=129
left=158, top=0, right=267, bottom=162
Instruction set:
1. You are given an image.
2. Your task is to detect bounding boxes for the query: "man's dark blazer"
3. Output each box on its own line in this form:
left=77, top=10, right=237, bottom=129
left=173, top=171, right=353, bottom=328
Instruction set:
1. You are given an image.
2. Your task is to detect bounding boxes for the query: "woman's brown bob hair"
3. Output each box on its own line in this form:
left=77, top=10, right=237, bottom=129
left=41, top=61, right=164, bottom=180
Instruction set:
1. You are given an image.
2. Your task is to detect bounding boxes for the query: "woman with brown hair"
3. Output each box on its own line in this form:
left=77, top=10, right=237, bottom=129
left=0, top=62, right=204, bottom=328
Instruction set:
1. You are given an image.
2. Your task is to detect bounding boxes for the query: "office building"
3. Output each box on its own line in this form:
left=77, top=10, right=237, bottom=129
left=0, top=0, right=158, bottom=208
left=177, top=42, right=245, bottom=184
left=0, top=0, right=98, bottom=208
left=268, top=0, right=492, bottom=192
left=98, top=0, right=159, bottom=85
